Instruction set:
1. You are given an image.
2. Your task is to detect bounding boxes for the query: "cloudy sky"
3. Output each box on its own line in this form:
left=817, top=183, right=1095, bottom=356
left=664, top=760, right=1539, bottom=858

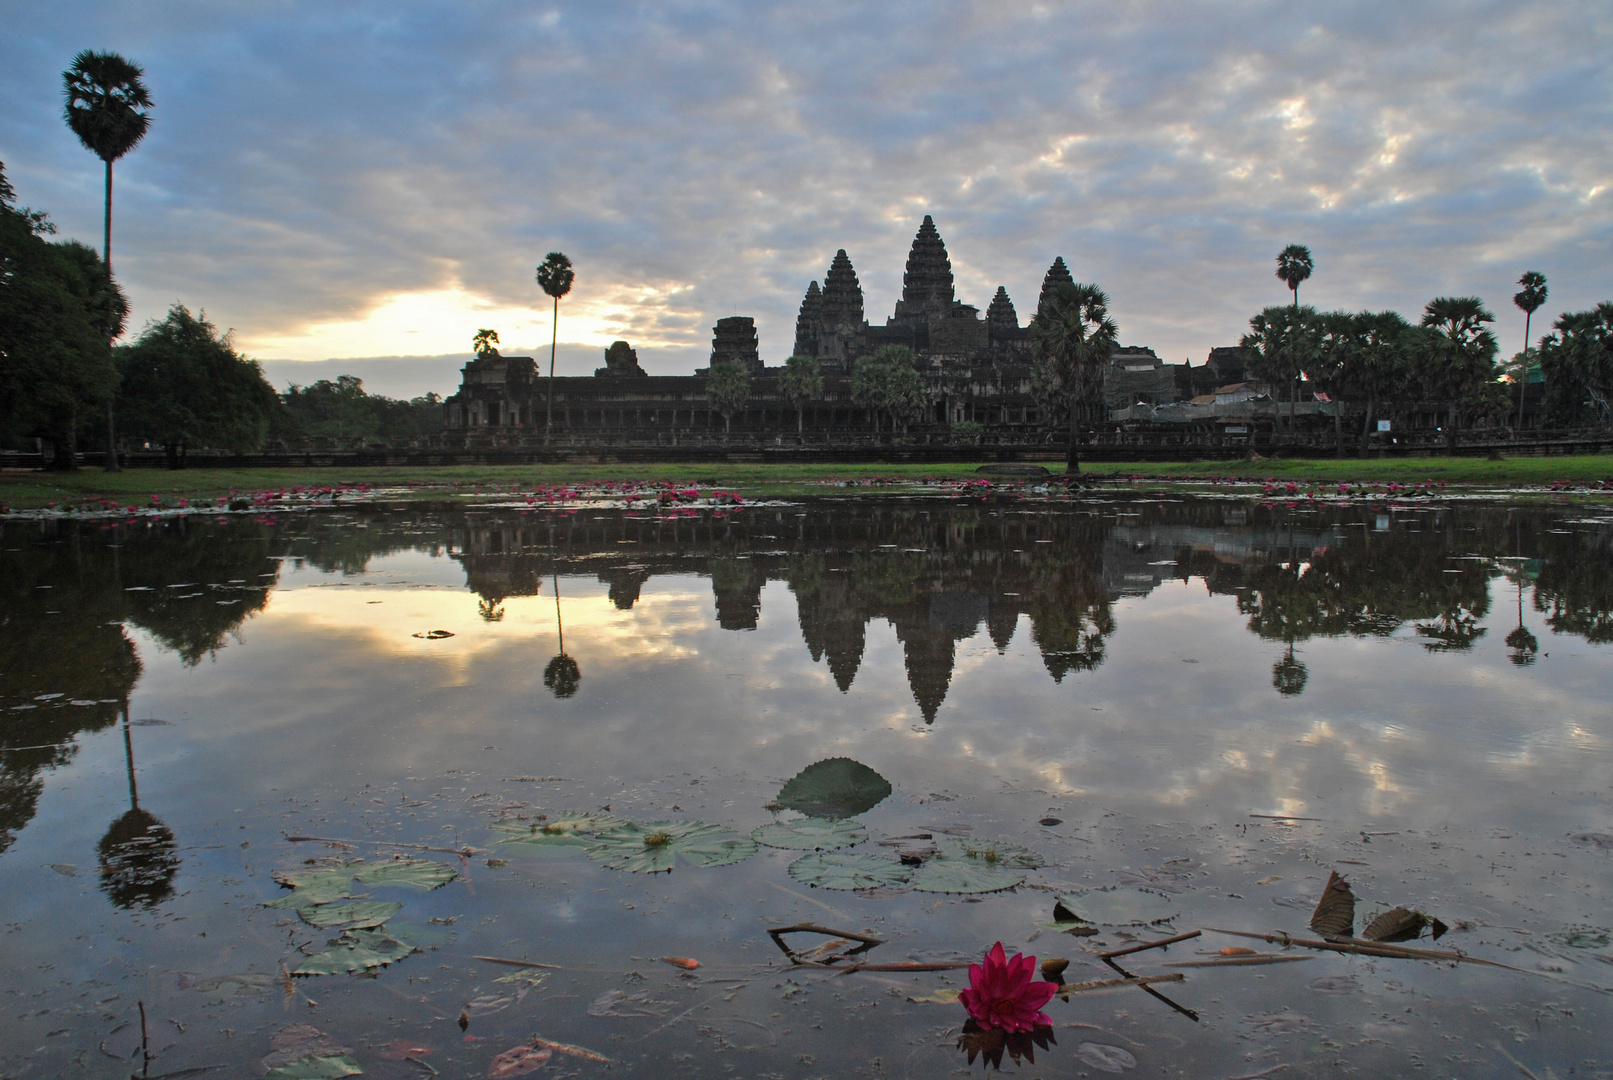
left=4, top=1, right=1609, bottom=398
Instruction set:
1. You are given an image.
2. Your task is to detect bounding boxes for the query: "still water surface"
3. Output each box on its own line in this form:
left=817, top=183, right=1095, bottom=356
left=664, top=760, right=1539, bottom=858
left=2, top=495, right=1611, bottom=1078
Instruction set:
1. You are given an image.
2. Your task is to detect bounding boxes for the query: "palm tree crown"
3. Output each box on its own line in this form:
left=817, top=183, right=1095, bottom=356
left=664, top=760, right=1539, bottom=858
left=536, top=252, right=574, bottom=300
left=63, top=51, right=152, bottom=165
left=1275, top=244, right=1314, bottom=306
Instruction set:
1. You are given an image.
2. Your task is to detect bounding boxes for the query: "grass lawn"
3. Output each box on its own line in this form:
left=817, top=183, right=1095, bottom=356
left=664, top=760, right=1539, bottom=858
left=2, top=454, right=1610, bottom=510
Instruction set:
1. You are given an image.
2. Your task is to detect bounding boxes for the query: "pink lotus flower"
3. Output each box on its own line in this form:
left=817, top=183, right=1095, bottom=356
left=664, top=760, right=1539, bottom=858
left=959, top=941, right=1055, bottom=1032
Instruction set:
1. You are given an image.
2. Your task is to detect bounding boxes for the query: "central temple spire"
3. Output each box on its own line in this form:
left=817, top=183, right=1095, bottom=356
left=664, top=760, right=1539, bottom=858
left=900, top=214, right=955, bottom=313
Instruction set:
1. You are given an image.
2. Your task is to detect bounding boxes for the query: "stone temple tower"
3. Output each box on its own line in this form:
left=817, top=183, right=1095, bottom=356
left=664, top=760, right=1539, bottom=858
left=709, top=316, right=761, bottom=372
left=891, top=215, right=956, bottom=327
left=794, top=249, right=865, bottom=365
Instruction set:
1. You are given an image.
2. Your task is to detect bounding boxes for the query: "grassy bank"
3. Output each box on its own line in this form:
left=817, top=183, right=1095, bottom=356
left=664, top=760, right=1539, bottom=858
left=2, top=454, right=1610, bottom=510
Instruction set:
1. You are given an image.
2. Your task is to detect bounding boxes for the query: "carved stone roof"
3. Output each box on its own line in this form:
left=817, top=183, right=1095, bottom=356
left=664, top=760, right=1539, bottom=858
left=820, top=250, right=864, bottom=330
left=793, top=280, right=823, bottom=358
left=900, top=215, right=955, bottom=313
left=1036, top=257, right=1074, bottom=321
left=710, top=316, right=761, bottom=373
left=986, top=286, right=1018, bottom=331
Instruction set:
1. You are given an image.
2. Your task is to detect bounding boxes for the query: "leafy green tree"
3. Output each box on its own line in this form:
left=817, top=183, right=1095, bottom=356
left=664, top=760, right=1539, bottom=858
left=0, top=171, right=121, bottom=466
left=1512, top=271, right=1547, bottom=428
left=1308, top=311, right=1355, bottom=457
left=1418, top=296, right=1499, bottom=451
left=1029, top=282, right=1118, bottom=475
left=1275, top=244, right=1313, bottom=307
left=1538, top=303, right=1613, bottom=427
left=115, top=305, right=281, bottom=467
left=779, top=354, right=824, bottom=433
left=536, top=252, right=574, bottom=443
left=63, top=50, right=153, bottom=472
left=851, top=345, right=927, bottom=435
left=472, top=328, right=500, bottom=357
left=706, top=361, right=750, bottom=435
left=1241, top=304, right=1318, bottom=433
left=1346, top=310, right=1413, bottom=450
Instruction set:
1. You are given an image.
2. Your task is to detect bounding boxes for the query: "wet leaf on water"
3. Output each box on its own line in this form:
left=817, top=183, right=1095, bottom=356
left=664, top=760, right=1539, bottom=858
left=464, top=994, right=514, bottom=1017
left=1243, top=1010, right=1312, bottom=1034
left=909, top=838, right=1038, bottom=894
left=297, top=900, right=403, bottom=930
left=1309, top=870, right=1355, bottom=936
left=660, top=956, right=700, bottom=969
left=494, top=812, right=627, bottom=854
left=1569, top=832, right=1613, bottom=851
left=1075, top=1042, right=1137, bottom=1073
left=1053, top=888, right=1178, bottom=926
left=487, top=1044, right=551, bottom=1078
left=751, top=817, right=867, bottom=851
left=532, top=1037, right=610, bottom=1063
left=774, top=758, right=892, bottom=819
left=352, top=858, right=458, bottom=890
left=1309, top=975, right=1360, bottom=994
left=262, top=1025, right=355, bottom=1075
left=1547, top=927, right=1610, bottom=949
left=376, top=1040, right=434, bottom=1061
left=267, top=869, right=357, bottom=907
left=588, top=989, right=668, bottom=1018
left=413, top=629, right=455, bottom=639
left=265, top=1056, right=364, bottom=1079
left=1362, top=906, right=1446, bottom=943
left=587, top=820, right=756, bottom=873
left=788, top=851, right=912, bottom=891
left=908, top=987, right=962, bottom=1003
left=1038, top=817, right=1063, bottom=826
left=1114, top=862, right=1199, bottom=895
left=294, top=929, right=418, bottom=976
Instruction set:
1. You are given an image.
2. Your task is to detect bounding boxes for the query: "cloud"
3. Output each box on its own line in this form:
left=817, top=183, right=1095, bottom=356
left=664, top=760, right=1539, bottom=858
left=3, top=0, right=1608, bottom=392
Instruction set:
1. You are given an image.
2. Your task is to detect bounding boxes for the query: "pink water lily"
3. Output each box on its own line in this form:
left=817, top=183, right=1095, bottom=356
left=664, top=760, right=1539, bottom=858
left=959, top=941, right=1056, bottom=1032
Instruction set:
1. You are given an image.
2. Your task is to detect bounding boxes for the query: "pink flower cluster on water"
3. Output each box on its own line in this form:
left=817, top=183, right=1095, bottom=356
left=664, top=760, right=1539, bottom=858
left=959, top=941, right=1055, bottom=1033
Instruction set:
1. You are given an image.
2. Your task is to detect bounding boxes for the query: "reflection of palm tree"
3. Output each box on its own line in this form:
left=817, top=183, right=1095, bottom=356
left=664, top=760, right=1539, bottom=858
left=478, top=596, right=505, bottom=622
left=543, top=570, right=580, bottom=698
left=1272, top=642, right=1308, bottom=696
left=1505, top=574, right=1538, bottom=666
left=98, top=703, right=178, bottom=909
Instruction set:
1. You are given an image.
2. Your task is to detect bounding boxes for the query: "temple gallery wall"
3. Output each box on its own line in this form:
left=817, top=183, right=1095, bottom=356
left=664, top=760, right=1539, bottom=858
left=443, top=215, right=1261, bottom=441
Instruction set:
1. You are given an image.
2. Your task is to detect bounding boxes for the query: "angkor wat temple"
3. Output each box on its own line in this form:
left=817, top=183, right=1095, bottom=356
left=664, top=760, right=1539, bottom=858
left=444, top=216, right=1250, bottom=442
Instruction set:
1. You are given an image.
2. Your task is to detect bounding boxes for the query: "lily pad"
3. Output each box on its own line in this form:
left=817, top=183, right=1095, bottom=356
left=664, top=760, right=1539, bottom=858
left=352, top=858, right=458, bottom=891
left=751, top=817, right=867, bottom=851
left=297, top=900, right=403, bottom=930
left=1053, top=888, right=1179, bottom=926
left=587, top=820, right=756, bottom=873
left=494, top=814, right=627, bottom=855
left=267, top=868, right=356, bottom=907
left=909, top=839, right=1037, bottom=894
left=788, top=851, right=912, bottom=891
left=775, top=758, right=892, bottom=819
left=265, top=1056, right=364, bottom=1079
left=294, top=929, right=418, bottom=976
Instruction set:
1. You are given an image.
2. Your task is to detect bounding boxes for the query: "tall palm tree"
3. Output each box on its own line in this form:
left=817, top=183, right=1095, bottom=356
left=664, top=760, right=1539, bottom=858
left=1030, top=282, right=1118, bottom=477
left=544, top=569, right=580, bottom=698
left=1420, top=296, right=1497, bottom=454
left=535, top=252, right=575, bottom=445
left=1275, top=244, right=1313, bottom=307
left=1512, top=271, right=1547, bottom=429
left=63, top=50, right=153, bottom=473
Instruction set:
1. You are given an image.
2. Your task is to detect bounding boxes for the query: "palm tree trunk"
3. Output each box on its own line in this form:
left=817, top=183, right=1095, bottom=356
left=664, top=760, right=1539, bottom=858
left=545, top=295, right=558, bottom=446
left=1360, top=396, right=1375, bottom=454
left=1333, top=397, right=1343, bottom=458
left=1517, top=310, right=1532, bottom=430
left=102, top=159, right=121, bottom=471
left=1447, top=401, right=1457, bottom=455
left=796, top=404, right=803, bottom=434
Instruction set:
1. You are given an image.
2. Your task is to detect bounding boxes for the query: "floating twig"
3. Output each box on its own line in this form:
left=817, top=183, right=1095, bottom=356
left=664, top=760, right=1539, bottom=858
left=474, top=956, right=563, bottom=970
left=1098, top=930, right=1200, bottom=960
left=1164, top=955, right=1314, bottom=968
left=1102, top=953, right=1199, bottom=1022
left=283, top=834, right=482, bottom=857
left=1059, top=973, right=1185, bottom=995
left=767, top=922, right=884, bottom=965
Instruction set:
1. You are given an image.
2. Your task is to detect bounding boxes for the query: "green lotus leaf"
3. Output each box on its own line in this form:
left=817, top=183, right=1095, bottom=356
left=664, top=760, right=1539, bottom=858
left=775, top=758, right=892, bottom=819
left=751, top=817, right=867, bottom=851
left=351, top=858, right=458, bottom=891
left=908, top=851, right=1027, bottom=894
left=294, top=929, right=417, bottom=976
left=587, top=820, right=756, bottom=873
left=494, top=813, right=628, bottom=855
left=265, top=1055, right=364, bottom=1079
left=787, top=851, right=912, bottom=891
left=297, top=900, right=403, bottom=930
left=266, top=869, right=356, bottom=907
left=1053, top=888, right=1179, bottom=926
left=941, top=837, right=1045, bottom=869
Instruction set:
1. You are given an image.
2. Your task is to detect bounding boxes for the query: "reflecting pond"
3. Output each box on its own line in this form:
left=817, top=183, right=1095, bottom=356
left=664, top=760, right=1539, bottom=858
left=2, top=495, right=1611, bottom=1078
